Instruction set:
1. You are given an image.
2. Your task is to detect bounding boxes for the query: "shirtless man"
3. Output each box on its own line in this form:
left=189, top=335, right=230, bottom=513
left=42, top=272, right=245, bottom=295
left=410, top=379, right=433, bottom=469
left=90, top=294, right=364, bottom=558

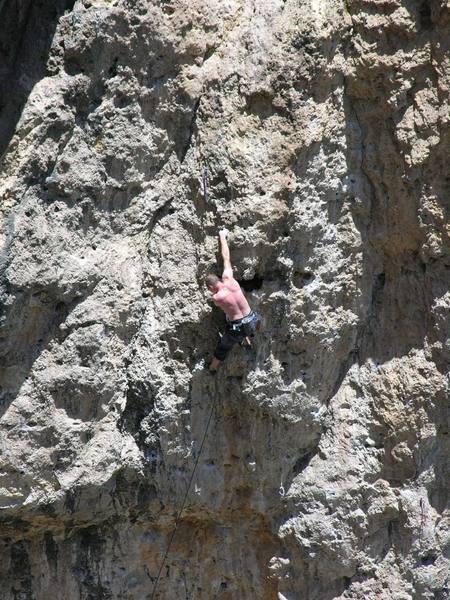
left=206, top=229, right=261, bottom=371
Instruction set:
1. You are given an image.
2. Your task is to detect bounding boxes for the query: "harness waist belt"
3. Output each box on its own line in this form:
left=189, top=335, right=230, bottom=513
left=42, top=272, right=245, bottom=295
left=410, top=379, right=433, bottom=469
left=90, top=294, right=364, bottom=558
left=228, top=311, right=255, bottom=328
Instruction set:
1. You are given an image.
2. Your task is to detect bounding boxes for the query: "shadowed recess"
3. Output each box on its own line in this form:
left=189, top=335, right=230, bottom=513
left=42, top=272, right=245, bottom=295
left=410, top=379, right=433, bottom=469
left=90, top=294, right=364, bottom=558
left=0, top=0, right=76, bottom=159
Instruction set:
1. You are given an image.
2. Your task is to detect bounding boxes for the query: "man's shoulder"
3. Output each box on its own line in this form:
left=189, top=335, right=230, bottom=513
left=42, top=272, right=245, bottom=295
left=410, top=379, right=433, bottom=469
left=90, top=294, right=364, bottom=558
left=223, top=278, right=240, bottom=290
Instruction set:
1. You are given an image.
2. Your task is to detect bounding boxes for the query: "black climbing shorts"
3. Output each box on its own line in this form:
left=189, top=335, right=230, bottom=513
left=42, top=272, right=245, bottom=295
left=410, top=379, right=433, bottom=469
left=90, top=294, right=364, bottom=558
left=213, top=311, right=261, bottom=361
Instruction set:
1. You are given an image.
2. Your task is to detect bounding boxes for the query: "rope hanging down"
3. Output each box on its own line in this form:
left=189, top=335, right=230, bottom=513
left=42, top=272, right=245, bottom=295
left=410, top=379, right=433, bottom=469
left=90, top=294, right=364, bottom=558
left=202, top=167, right=208, bottom=203
left=150, top=383, right=218, bottom=600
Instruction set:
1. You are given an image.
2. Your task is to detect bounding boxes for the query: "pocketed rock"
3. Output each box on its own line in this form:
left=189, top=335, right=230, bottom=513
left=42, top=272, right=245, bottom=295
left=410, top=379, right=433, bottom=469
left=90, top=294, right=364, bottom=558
left=0, top=1, right=448, bottom=599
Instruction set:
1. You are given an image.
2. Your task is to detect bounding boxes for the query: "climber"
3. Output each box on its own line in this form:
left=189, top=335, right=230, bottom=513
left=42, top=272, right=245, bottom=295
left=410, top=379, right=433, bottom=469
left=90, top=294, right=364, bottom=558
left=206, top=228, right=261, bottom=371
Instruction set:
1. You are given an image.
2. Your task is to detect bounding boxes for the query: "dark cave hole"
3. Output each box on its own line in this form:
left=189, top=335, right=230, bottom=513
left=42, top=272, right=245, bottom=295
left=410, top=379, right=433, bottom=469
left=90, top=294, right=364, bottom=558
left=377, top=272, right=386, bottom=287
left=292, top=448, right=317, bottom=476
left=292, top=270, right=314, bottom=289
left=55, top=301, right=67, bottom=316
left=114, top=93, right=134, bottom=109
left=161, top=0, right=176, bottom=15
left=264, top=268, right=287, bottom=284
left=239, top=276, right=264, bottom=292
left=118, top=380, right=157, bottom=454
left=421, top=553, right=437, bottom=566
left=419, top=1, right=432, bottom=29
left=343, top=576, right=352, bottom=589
left=64, top=56, right=85, bottom=76
left=245, top=91, right=275, bottom=119
left=108, top=56, right=119, bottom=77
left=203, top=45, right=215, bottom=62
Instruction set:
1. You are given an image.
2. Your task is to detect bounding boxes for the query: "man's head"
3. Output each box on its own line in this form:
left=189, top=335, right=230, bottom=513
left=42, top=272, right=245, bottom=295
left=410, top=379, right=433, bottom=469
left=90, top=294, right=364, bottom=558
left=205, top=273, right=221, bottom=292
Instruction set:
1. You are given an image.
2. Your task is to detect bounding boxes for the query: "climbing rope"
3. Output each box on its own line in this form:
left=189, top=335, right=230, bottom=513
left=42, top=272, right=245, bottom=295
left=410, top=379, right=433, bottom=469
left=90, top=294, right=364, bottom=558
left=150, top=380, right=218, bottom=599
left=151, top=166, right=218, bottom=598
left=202, top=167, right=208, bottom=202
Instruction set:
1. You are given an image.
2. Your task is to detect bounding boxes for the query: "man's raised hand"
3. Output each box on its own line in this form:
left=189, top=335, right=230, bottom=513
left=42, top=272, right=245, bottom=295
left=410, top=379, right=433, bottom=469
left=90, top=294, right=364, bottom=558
left=219, top=227, right=232, bottom=278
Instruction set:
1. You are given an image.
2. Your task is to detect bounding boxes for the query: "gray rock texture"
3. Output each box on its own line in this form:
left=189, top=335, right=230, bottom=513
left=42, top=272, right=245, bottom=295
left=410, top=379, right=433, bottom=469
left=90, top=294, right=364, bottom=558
left=0, top=0, right=449, bottom=599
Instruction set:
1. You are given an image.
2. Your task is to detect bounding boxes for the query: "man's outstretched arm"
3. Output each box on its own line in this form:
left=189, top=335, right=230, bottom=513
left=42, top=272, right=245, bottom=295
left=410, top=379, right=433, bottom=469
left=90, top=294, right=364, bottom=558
left=219, top=229, right=233, bottom=280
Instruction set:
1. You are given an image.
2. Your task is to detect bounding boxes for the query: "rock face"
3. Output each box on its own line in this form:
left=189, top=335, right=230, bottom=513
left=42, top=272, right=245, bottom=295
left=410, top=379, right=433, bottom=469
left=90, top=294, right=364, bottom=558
left=0, top=0, right=448, bottom=598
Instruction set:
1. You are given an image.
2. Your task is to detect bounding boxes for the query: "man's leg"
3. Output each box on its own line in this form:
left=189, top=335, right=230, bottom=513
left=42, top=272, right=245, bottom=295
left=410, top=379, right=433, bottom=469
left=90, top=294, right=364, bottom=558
left=209, top=356, right=221, bottom=371
left=239, top=313, right=262, bottom=352
left=210, top=329, right=240, bottom=370
left=243, top=313, right=261, bottom=340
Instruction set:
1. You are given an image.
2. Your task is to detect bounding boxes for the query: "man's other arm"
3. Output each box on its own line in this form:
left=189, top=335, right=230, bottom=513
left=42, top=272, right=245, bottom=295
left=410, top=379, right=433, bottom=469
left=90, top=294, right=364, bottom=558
left=219, top=229, right=233, bottom=280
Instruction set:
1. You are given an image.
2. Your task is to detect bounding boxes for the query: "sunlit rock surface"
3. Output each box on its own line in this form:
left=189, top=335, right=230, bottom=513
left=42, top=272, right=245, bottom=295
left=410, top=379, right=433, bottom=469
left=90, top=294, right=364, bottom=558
left=0, top=1, right=448, bottom=598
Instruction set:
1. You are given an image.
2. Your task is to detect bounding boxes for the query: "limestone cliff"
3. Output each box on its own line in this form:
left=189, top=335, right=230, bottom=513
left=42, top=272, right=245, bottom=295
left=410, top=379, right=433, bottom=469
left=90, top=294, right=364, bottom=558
left=0, top=1, right=448, bottom=599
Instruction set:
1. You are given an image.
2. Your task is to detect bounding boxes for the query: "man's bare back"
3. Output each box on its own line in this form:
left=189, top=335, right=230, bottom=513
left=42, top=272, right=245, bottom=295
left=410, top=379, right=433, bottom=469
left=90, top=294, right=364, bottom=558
left=213, top=278, right=251, bottom=321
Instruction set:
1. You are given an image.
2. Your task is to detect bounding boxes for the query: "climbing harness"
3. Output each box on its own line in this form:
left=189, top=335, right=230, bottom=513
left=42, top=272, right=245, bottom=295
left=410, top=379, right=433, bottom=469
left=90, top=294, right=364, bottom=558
left=227, top=310, right=258, bottom=332
left=150, top=380, right=218, bottom=600
left=228, top=312, right=261, bottom=341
